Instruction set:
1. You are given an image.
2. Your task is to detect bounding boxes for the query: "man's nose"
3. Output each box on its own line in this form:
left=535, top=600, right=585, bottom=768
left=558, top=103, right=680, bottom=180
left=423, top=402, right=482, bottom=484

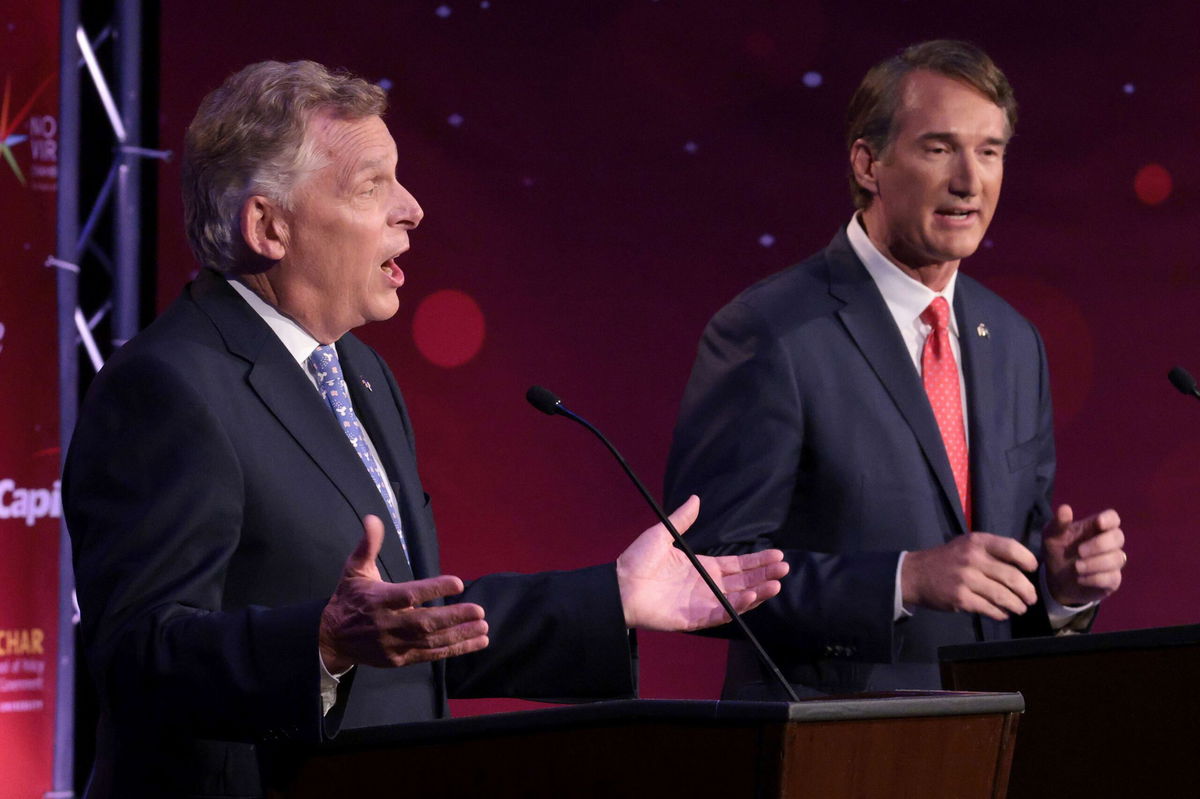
left=391, top=182, right=424, bottom=229
left=949, top=154, right=983, bottom=198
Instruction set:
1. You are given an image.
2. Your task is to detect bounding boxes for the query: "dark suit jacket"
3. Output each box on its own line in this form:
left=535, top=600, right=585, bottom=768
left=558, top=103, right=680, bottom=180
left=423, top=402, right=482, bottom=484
left=664, top=226, right=1057, bottom=697
left=65, top=269, right=634, bottom=798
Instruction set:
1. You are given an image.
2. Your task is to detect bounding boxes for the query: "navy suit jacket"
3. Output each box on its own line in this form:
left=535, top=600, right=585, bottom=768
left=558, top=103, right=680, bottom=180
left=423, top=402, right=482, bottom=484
left=65, top=269, right=634, bottom=797
left=665, top=226, right=1057, bottom=696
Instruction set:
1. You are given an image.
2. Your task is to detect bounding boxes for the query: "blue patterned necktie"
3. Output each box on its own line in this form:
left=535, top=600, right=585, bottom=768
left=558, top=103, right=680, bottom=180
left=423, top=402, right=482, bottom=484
left=307, top=345, right=409, bottom=562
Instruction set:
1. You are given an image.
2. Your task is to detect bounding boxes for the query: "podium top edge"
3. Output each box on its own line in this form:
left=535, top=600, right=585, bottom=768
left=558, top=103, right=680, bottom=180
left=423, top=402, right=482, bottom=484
left=326, top=692, right=1023, bottom=752
left=939, top=622, right=1200, bottom=663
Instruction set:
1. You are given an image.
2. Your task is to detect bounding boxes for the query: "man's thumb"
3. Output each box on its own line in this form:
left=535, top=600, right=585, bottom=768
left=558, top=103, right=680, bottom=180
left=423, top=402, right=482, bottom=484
left=344, top=514, right=386, bottom=579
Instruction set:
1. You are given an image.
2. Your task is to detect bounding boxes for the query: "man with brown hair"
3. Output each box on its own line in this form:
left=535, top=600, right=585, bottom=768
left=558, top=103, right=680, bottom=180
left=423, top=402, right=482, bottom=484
left=64, top=60, right=787, bottom=797
left=665, top=40, right=1127, bottom=698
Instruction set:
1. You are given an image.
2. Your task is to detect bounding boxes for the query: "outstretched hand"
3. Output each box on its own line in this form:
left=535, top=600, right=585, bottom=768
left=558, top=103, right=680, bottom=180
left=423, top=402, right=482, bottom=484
left=1043, top=504, right=1125, bottom=607
left=616, top=496, right=789, bottom=632
left=318, top=515, right=490, bottom=674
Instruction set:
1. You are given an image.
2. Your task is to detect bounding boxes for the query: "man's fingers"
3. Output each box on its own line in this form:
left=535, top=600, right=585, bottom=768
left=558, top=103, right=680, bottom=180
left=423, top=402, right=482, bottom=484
left=977, top=558, right=1038, bottom=606
left=377, top=576, right=471, bottom=609
left=697, top=584, right=781, bottom=627
left=959, top=592, right=1012, bottom=622
left=710, top=548, right=786, bottom=574
left=1076, top=548, right=1127, bottom=576
left=973, top=575, right=1030, bottom=617
left=344, top=514, right=387, bottom=579
left=1073, top=568, right=1123, bottom=592
left=388, top=616, right=490, bottom=652
left=705, top=558, right=789, bottom=593
left=1077, top=527, right=1125, bottom=559
left=667, top=495, right=701, bottom=535
left=980, top=534, right=1039, bottom=573
left=397, top=633, right=491, bottom=666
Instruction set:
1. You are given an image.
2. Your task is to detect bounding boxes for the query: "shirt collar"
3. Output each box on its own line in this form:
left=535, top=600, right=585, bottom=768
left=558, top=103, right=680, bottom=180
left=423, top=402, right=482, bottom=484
left=227, top=277, right=322, bottom=365
left=846, top=214, right=959, bottom=337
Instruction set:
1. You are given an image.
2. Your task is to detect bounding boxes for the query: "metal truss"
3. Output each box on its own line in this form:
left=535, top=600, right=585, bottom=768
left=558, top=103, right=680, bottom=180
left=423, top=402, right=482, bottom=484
left=52, top=1, right=165, bottom=795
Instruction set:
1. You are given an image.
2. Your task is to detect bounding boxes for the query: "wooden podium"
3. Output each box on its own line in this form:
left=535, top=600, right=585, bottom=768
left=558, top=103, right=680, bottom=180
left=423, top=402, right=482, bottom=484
left=941, top=624, right=1200, bottom=798
left=268, top=693, right=1022, bottom=798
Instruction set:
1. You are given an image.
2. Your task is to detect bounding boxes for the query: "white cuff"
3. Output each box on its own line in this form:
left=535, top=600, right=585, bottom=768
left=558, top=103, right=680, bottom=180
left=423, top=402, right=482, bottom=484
left=319, top=651, right=353, bottom=716
left=893, top=551, right=913, bottom=621
left=1039, top=564, right=1097, bottom=630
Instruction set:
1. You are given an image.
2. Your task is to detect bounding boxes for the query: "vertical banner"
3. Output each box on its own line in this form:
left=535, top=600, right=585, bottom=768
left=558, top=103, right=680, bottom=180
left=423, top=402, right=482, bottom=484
left=0, top=2, right=61, bottom=796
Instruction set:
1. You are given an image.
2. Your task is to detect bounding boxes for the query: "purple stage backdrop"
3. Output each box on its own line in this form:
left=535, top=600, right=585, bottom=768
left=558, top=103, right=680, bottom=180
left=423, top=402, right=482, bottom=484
left=156, top=1, right=1200, bottom=716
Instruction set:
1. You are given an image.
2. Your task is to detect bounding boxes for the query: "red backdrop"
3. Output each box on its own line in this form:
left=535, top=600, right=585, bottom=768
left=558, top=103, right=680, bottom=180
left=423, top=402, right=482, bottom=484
left=0, top=2, right=61, bottom=794
left=155, top=0, right=1200, bottom=716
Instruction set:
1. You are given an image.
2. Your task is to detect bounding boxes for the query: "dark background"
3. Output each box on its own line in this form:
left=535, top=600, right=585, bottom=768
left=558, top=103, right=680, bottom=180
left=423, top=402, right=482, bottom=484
left=155, top=0, right=1200, bottom=715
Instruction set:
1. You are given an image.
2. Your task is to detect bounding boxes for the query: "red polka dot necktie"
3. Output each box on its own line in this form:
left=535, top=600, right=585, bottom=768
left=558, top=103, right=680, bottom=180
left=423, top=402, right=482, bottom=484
left=920, top=297, right=971, bottom=527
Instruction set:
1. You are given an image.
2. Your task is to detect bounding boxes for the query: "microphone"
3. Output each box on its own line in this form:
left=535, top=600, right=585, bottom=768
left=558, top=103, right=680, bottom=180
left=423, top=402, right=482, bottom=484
left=1169, top=366, right=1200, bottom=400
left=526, top=385, right=564, bottom=416
left=525, top=385, right=801, bottom=703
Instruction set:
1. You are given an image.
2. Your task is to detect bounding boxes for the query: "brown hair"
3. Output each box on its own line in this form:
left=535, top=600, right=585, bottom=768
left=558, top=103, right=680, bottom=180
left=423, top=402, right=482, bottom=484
left=845, top=40, right=1017, bottom=210
left=182, top=60, right=387, bottom=273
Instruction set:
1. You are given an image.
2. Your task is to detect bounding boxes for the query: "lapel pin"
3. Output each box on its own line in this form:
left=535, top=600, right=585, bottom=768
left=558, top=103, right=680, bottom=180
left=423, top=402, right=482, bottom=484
left=360, top=377, right=373, bottom=391
left=976, top=323, right=989, bottom=338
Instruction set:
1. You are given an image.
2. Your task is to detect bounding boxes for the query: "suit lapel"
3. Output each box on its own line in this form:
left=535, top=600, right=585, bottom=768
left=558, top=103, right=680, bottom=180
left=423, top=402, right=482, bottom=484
left=190, top=270, right=415, bottom=582
left=956, top=280, right=1001, bottom=536
left=826, top=232, right=968, bottom=534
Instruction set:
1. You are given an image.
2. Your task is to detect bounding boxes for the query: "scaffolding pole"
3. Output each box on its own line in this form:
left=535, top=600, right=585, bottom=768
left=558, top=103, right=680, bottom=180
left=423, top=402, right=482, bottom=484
left=113, top=0, right=140, bottom=347
left=53, top=1, right=157, bottom=794
left=51, top=0, right=80, bottom=793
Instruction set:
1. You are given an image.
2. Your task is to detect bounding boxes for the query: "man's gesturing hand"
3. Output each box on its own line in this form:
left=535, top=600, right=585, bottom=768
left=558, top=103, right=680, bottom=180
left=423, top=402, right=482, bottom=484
left=616, top=495, right=789, bottom=632
left=318, top=515, right=489, bottom=674
left=901, top=533, right=1039, bottom=621
left=1043, top=504, right=1125, bottom=607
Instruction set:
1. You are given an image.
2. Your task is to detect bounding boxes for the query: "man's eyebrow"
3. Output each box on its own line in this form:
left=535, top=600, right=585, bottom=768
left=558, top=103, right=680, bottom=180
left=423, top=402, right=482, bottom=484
left=918, top=131, right=1009, bottom=146
left=339, top=157, right=389, bottom=187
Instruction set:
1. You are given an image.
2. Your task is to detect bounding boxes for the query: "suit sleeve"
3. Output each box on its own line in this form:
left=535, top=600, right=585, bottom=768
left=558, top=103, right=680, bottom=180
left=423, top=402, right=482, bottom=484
left=65, top=355, right=333, bottom=747
left=447, top=566, right=636, bottom=701
left=665, top=300, right=899, bottom=663
left=363, top=345, right=637, bottom=701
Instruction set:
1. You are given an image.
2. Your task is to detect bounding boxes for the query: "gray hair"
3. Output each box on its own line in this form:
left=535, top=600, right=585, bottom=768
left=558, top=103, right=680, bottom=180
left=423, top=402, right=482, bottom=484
left=182, top=60, right=387, bottom=273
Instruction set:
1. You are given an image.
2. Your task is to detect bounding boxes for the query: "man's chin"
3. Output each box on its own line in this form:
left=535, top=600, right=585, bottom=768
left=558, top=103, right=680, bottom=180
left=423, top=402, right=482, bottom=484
left=928, top=232, right=987, bottom=264
left=367, top=295, right=402, bottom=324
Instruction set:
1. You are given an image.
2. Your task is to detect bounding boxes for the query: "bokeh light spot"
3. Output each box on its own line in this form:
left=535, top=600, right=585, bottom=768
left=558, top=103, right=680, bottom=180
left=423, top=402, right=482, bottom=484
left=413, top=290, right=486, bottom=368
left=803, top=71, right=823, bottom=88
left=759, top=233, right=776, bottom=248
left=1123, top=82, right=1135, bottom=94
left=1134, top=163, right=1172, bottom=205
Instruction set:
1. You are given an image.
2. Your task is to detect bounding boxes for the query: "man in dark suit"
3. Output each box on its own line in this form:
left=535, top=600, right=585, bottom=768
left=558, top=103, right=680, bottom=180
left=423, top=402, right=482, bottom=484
left=64, top=61, right=787, bottom=798
left=664, top=40, right=1127, bottom=698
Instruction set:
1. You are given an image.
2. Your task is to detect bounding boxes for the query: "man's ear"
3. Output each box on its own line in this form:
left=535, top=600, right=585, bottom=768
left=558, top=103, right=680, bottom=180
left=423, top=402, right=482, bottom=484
left=850, top=138, right=881, bottom=199
left=241, top=195, right=288, bottom=261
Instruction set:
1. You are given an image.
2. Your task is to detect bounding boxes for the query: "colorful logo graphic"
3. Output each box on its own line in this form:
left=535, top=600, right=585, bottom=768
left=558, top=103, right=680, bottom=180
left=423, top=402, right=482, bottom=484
left=1, top=71, right=56, bottom=188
